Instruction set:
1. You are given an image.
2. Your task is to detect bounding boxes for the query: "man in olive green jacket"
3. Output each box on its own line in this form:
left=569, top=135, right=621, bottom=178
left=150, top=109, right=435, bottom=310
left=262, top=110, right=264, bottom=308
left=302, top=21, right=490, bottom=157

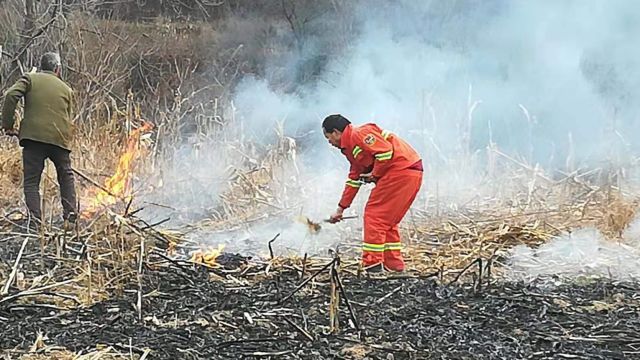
left=1, top=52, right=78, bottom=224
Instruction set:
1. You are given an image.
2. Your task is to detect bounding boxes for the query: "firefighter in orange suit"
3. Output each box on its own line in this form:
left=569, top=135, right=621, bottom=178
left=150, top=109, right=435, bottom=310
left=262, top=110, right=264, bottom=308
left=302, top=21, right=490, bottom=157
left=323, top=114, right=423, bottom=272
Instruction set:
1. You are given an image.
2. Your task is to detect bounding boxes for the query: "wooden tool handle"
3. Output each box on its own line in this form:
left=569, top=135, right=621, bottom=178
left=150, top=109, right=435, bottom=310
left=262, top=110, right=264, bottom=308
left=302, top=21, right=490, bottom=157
left=324, top=215, right=358, bottom=223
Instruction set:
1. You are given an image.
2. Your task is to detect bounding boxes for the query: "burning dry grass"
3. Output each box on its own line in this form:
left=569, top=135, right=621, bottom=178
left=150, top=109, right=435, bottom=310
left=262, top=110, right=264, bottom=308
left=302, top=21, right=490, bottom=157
left=2, top=4, right=640, bottom=358
left=1, top=12, right=640, bottom=353
left=0, top=104, right=167, bottom=313
left=1, top=94, right=639, bottom=307
left=81, top=121, right=154, bottom=218
left=2, top=145, right=640, bottom=358
left=163, top=151, right=640, bottom=283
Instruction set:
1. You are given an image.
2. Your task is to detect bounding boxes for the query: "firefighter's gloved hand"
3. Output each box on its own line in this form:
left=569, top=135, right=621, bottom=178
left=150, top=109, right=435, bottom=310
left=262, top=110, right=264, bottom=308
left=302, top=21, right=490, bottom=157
left=329, top=207, right=344, bottom=223
left=359, top=173, right=378, bottom=183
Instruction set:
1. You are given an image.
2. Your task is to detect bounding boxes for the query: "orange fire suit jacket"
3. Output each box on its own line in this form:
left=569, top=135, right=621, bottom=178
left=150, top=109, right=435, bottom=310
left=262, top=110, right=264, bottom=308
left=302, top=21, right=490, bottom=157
left=337, top=123, right=422, bottom=209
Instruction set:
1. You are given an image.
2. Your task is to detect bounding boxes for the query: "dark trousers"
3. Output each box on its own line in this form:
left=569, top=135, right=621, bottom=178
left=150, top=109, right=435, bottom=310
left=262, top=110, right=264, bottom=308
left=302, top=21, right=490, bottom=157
left=22, top=140, right=77, bottom=220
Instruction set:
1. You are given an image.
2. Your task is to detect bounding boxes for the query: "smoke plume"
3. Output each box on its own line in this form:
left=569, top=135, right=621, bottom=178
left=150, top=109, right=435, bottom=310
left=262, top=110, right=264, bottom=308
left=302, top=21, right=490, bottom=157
left=236, top=0, right=640, bottom=169
left=505, top=217, right=640, bottom=283
left=146, top=1, right=640, bottom=257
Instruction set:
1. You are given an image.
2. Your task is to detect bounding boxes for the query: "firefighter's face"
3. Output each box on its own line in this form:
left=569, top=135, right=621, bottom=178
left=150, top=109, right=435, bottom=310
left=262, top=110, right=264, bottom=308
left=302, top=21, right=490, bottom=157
left=324, top=129, right=342, bottom=148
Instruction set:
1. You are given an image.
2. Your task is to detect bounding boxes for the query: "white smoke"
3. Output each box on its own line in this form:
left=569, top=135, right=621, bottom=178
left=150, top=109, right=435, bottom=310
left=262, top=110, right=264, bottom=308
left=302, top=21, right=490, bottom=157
left=145, top=1, right=640, bottom=256
left=234, top=0, right=640, bottom=185
left=185, top=217, right=349, bottom=259
left=182, top=164, right=371, bottom=258
left=505, top=217, right=640, bottom=282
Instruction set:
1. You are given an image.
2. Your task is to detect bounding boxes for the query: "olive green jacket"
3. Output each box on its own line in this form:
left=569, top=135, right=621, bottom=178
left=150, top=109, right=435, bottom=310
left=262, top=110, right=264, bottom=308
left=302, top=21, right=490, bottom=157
left=1, top=71, right=75, bottom=150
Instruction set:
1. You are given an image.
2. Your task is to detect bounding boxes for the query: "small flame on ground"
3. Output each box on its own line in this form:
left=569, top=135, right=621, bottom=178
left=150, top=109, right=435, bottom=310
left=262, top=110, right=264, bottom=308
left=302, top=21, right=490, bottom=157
left=191, top=244, right=226, bottom=267
left=82, top=122, right=153, bottom=218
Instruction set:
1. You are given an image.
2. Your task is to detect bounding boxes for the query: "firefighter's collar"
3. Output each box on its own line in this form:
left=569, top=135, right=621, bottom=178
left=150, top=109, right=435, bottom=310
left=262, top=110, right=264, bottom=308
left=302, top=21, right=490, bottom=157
left=340, top=124, right=353, bottom=149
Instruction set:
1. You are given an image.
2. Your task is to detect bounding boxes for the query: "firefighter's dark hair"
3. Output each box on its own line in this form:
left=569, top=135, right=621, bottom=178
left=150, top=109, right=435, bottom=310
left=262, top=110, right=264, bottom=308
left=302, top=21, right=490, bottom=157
left=322, top=114, right=351, bottom=133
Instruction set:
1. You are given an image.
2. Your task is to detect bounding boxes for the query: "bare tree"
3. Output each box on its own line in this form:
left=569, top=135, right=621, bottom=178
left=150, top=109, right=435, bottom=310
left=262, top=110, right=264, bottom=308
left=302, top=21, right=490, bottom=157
left=2, top=0, right=61, bottom=83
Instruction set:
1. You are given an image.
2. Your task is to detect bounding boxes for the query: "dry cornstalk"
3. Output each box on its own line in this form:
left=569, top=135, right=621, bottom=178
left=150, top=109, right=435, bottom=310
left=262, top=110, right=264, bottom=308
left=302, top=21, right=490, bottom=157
left=329, top=260, right=340, bottom=333
left=1, top=237, right=28, bottom=295
left=39, top=175, right=47, bottom=271
left=137, top=233, right=144, bottom=321
left=87, top=250, right=92, bottom=302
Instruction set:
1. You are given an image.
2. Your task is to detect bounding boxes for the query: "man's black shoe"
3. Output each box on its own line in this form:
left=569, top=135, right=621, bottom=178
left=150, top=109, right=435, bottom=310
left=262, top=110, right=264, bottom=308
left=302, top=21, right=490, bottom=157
left=67, top=212, right=77, bottom=223
left=13, top=217, right=42, bottom=234
left=63, top=212, right=77, bottom=231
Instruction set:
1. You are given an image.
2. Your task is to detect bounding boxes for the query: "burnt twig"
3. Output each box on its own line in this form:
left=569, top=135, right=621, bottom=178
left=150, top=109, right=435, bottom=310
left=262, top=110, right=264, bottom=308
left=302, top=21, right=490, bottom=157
left=72, top=167, right=119, bottom=199
left=485, top=255, right=494, bottom=286
left=475, top=258, right=483, bottom=293
left=279, top=258, right=337, bottom=304
left=268, top=233, right=280, bottom=260
left=124, top=196, right=135, bottom=216
left=138, top=218, right=171, bottom=230
left=299, top=252, right=307, bottom=281
left=332, top=265, right=360, bottom=331
left=282, top=316, right=314, bottom=341
left=374, top=284, right=403, bottom=305
left=449, top=258, right=483, bottom=286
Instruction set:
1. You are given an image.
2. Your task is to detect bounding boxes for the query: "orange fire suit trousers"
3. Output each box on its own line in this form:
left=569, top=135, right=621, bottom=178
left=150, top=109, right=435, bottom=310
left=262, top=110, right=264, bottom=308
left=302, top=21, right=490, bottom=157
left=362, top=167, right=423, bottom=271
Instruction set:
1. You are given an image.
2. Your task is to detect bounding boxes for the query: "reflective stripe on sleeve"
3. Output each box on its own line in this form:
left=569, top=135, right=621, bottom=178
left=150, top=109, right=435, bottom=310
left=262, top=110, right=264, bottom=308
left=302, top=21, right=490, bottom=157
left=375, top=150, right=393, bottom=161
left=346, top=179, right=362, bottom=188
left=352, top=146, right=363, bottom=158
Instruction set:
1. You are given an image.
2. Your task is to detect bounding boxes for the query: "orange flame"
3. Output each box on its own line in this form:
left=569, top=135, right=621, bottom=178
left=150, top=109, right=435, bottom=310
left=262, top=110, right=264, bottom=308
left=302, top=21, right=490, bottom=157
left=82, top=122, right=153, bottom=217
left=191, top=244, right=225, bottom=267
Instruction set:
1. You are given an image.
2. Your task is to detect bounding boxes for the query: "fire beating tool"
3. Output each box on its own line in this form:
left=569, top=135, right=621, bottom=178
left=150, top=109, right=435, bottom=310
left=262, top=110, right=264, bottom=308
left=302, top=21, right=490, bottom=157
left=297, top=215, right=358, bottom=233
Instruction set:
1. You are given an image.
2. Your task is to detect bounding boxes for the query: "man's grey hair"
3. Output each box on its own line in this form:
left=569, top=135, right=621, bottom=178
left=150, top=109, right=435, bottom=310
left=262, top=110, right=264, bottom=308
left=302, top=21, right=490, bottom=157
left=40, top=52, right=61, bottom=72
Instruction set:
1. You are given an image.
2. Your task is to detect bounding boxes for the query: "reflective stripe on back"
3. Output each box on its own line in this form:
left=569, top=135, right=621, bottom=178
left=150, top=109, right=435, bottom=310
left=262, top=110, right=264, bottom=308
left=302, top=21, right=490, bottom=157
left=381, top=129, right=392, bottom=140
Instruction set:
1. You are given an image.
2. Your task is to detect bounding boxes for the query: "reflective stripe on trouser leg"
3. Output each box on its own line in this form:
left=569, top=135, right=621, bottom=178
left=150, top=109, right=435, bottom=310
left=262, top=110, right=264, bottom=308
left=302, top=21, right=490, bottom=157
left=385, top=244, right=402, bottom=250
left=363, top=243, right=385, bottom=252
left=364, top=168, right=423, bottom=271
left=362, top=215, right=386, bottom=266
left=384, top=225, right=404, bottom=271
